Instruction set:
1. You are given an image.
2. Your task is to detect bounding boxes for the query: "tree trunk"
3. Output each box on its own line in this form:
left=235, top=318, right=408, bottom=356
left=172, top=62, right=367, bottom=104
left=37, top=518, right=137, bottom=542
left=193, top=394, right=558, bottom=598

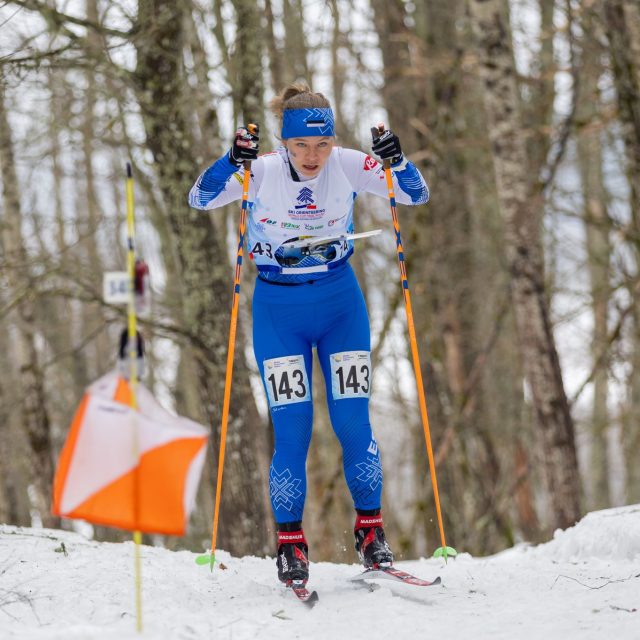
left=370, top=0, right=419, bottom=152
left=47, top=65, right=90, bottom=392
left=576, top=5, right=611, bottom=509
left=0, top=348, right=20, bottom=523
left=133, top=0, right=270, bottom=555
left=602, top=0, right=640, bottom=504
left=469, top=0, right=581, bottom=530
left=603, top=1, right=640, bottom=210
left=81, top=0, right=111, bottom=382
left=0, top=73, right=57, bottom=528
left=184, top=7, right=220, bottom=162
left=372, top=0, right=527, bottom=554
left=264, top=0, right=284, bottom=92
left=282, top=0, right=309, bottom=83
left=524, top=0, right=556, bottom=173
left=230, top=0, right=265, bottom=128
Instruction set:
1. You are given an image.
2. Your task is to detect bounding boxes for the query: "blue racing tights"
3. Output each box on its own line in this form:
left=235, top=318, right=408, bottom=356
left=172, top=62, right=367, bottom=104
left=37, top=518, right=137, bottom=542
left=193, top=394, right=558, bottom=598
left=252, top=264, right=383, bottom=524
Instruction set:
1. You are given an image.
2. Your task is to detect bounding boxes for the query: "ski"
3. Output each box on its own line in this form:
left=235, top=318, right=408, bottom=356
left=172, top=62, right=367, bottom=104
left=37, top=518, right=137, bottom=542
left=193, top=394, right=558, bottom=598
left=349, top=566, right=441, bottom=587
left=288, top=581, right=319, bottom=607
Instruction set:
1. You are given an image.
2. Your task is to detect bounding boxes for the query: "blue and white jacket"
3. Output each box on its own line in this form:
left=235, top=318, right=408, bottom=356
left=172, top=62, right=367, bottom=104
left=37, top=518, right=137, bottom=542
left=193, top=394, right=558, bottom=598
left=189, top=146, right=428, bottom=283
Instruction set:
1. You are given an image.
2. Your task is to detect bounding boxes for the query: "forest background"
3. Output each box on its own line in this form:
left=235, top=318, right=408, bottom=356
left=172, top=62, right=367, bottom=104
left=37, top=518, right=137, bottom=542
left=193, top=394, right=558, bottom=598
left=0, top=0, right=639, bottom=563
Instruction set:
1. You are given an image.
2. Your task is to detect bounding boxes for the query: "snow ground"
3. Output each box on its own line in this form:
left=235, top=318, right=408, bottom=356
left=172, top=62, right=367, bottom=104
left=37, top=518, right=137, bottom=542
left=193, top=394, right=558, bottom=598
left=1, top=505, right=639, bottom=640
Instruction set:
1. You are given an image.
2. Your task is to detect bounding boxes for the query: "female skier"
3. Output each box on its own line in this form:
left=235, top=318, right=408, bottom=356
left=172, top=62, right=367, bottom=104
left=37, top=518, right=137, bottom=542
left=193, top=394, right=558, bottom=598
left=189, top=83, right=429, bottom=586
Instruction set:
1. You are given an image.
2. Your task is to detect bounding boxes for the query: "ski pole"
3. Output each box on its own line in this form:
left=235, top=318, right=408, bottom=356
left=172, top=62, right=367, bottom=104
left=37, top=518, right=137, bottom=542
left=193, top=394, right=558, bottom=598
left=125, top=162, right=144, bottom=631
left=372, top=124, right=457, bottom=561
left=199, top=124, right=259, bottom=571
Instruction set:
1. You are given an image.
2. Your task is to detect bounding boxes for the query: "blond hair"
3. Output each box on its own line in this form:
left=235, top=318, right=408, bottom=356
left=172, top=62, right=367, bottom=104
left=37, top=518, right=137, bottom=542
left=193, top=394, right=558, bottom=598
left=269, top=82, right=331, bottom=121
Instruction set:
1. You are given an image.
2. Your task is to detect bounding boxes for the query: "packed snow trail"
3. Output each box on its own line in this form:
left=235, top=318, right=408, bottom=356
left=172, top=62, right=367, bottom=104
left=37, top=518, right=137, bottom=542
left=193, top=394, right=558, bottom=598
left=0, top=505, right=638, bottom=639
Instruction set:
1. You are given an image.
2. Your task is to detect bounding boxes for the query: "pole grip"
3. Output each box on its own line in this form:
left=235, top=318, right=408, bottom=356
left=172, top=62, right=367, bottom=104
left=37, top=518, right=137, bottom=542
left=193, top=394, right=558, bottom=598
left=243, top=123, right=259, bottom=171
left=371, top=124, right=390, bottom=169
left=370, top=122, right=385, bottom=142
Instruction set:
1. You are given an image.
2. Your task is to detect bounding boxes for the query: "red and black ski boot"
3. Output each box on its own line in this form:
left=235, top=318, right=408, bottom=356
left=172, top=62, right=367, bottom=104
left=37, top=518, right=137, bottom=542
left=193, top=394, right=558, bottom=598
left=276, top=526, right=309, bottom=584
left=354, top=512, right=394, bottom=569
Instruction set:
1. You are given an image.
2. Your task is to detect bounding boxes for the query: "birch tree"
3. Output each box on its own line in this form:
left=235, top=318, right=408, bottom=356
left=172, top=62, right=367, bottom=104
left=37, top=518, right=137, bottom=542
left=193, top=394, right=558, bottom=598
left=468, top=0, right=581, bottom=530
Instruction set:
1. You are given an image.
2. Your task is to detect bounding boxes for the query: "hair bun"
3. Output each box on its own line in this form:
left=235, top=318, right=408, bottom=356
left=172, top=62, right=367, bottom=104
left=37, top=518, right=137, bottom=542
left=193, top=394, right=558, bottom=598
left=269, top=82, right=332, bottom=128
left=282, top=82, right=312, bottom=103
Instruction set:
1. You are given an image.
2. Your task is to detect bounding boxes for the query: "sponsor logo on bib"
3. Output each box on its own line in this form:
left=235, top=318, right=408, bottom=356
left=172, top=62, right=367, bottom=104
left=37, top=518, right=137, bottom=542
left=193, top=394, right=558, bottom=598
left=288, top=187, right=326, bottom=220
left=295, top=187, right=316, bottom=210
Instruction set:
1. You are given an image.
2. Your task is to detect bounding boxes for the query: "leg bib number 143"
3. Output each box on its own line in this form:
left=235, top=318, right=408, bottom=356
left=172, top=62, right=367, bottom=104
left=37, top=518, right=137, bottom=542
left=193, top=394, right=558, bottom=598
left=263, top=355, right=311, bottom=408
left=330, top=351, right=371, bottom=400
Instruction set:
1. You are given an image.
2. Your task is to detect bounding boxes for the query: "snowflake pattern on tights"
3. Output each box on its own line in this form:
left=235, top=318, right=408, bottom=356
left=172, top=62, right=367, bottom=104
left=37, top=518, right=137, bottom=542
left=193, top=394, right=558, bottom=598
left=355, top=456, right=383, bottom=492
left=269, top=466, right=303, bottom=511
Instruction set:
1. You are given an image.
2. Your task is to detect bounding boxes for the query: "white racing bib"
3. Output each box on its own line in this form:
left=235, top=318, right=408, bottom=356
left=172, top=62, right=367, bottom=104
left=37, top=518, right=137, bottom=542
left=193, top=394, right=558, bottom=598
left=248, top=148, right=355, bottom=274
left=330, top=351, right=371, bottom=399
left=263, top=355, right=311, bottom=407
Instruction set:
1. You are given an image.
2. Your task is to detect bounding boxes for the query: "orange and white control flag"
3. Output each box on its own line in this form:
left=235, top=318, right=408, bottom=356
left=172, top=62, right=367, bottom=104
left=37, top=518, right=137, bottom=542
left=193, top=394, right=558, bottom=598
left=53, top=372, right=208, bottom=536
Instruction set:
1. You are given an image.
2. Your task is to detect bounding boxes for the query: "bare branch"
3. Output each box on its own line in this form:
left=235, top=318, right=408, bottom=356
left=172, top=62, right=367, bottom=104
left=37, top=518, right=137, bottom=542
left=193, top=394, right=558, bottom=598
left=5, top=0, right=136, bottom=40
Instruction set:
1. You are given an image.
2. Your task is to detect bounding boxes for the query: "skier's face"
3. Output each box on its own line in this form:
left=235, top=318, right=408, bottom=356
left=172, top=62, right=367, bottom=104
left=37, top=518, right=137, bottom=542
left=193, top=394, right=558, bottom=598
left=285, top=136, right=334, bottom=177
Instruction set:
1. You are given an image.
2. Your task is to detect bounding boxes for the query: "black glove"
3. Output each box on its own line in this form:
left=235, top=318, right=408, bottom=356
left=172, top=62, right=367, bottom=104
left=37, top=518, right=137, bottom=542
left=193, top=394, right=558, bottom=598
left=229, top=125, right=260, bottom=166
left=371, top=128, right=403, bottom=166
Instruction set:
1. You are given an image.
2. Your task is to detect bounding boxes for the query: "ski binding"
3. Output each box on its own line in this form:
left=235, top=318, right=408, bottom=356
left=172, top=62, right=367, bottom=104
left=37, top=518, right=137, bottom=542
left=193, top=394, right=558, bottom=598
left=349, top=565, right=441, bottom=587
left=288, top=580, right=319, bottom=607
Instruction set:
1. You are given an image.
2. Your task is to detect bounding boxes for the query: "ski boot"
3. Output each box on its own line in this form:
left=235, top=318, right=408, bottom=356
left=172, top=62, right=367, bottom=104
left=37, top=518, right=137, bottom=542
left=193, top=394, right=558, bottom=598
left=276, top=526, right=309, bottom=585
left=354, top=511, right=394, bottom=568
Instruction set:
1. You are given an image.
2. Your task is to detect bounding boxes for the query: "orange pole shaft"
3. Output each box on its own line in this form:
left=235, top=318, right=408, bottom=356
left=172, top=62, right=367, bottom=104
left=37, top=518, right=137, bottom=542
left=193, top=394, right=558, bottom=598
left=209, top=156, right=252, bottom=568
left=382, top=160, right=448, bottom=552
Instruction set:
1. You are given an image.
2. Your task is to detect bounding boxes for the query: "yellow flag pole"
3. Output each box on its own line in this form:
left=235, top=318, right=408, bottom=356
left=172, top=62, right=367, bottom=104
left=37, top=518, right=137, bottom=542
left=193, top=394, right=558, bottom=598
left=125, top=162, right=143, bottom=632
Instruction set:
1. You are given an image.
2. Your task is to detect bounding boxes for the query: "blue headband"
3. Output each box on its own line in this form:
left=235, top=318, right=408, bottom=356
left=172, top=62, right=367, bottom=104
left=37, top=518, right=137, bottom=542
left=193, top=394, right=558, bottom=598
left=281, top=108, right=335, bottom=138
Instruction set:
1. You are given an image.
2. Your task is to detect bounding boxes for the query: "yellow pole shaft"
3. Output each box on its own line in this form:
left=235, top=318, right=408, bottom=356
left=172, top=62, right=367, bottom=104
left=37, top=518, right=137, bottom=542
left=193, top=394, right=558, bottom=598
left=125, top=162, right=143, bottom=632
